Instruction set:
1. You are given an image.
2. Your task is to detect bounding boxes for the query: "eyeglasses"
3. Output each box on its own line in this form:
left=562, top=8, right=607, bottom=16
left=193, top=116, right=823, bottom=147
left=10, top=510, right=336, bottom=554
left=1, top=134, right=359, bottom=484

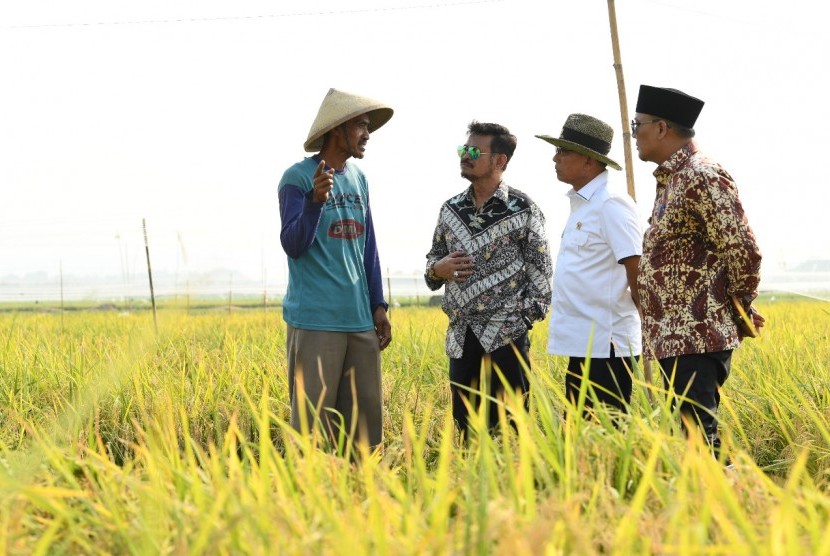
left=457, top=145, right=495, bottom=160
left=555, top=146, right=573, bottom=155
left=630, top=119, right=661, bottom=136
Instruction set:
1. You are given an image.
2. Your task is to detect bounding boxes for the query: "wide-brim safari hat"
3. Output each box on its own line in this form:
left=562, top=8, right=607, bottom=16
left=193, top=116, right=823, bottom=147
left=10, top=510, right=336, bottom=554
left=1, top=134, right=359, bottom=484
left=303, top=88, right=394, bottom=152
left=535, top=113, right=621, bottom=171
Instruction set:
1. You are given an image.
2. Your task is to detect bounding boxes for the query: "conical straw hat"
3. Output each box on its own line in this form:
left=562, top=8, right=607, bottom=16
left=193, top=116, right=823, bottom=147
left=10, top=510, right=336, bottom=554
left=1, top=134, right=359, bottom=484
left=304, top=88, right=394, bottom=152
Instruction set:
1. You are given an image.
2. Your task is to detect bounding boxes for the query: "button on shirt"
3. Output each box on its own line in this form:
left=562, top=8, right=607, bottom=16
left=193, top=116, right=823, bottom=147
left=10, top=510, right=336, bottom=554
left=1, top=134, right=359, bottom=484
left=548, top=172, right=643, bottom=358
left=425, top=182, right=553, bottom=358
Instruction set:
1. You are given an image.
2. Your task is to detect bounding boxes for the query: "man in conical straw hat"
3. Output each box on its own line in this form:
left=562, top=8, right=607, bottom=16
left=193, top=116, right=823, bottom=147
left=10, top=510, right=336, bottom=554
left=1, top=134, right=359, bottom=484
left=278, top=88, right=393, bottom=452
left=536, top=113, right=643, bottom=422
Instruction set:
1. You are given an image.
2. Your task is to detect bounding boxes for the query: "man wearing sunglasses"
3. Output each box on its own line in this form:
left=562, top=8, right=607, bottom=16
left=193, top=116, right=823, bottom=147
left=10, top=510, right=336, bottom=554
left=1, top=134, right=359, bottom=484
left=633, top=85, right=763, bottom=459
left=278, top=88, right=393, bottom=453
left=535, top=113, right=643, bottom=421
left=424, top=121, right=553, bottom=437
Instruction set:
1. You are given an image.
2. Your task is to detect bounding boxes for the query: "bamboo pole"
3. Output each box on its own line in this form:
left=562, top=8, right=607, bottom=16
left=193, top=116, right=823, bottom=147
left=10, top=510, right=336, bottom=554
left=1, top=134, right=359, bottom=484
left=386, top=268, right=392, bottom=318
left=142, top=219, right=158, bottom=334
left=607, top=0, right=654, bottom=397
left=607, top=0, right=637, bottom=201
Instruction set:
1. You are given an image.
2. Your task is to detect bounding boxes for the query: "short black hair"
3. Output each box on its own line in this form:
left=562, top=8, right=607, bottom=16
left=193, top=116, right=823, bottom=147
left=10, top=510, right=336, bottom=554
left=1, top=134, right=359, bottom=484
left=665, top=120, right=696, bottom=139
left=467, top=121, right=517, bottom=167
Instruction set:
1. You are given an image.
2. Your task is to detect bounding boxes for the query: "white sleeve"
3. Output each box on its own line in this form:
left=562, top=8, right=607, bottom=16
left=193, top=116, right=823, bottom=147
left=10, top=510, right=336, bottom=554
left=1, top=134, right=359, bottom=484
left=600, top=194, right=643, bottom=263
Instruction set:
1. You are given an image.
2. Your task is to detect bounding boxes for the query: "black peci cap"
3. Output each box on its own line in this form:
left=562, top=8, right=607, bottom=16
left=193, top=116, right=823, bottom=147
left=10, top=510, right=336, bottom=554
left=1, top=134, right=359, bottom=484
left=635, top=85, right=705, bottom=129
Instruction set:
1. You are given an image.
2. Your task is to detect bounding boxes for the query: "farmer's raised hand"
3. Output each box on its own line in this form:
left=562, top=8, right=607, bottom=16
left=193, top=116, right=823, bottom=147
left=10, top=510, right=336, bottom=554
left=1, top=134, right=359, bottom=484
left=312, top=160, right=335, bottom=203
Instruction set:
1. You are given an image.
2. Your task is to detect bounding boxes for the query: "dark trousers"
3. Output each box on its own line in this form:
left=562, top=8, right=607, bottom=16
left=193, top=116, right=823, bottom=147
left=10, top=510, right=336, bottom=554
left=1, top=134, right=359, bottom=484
left=658, top=350, right=732, bottom=454
left=449, top=327, right=530, bottom=435
left=566, top=344, right=635, bottom=417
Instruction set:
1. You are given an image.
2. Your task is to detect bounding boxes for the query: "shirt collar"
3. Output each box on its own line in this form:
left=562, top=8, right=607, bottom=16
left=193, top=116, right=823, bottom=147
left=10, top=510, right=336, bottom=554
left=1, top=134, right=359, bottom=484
left=310, top=154, right=347, bottom=175
left=654, top=141, right=698, bottom=181
left=465, top=181, right=509, bottom=205
left=566, top=171, right=608, bottom=201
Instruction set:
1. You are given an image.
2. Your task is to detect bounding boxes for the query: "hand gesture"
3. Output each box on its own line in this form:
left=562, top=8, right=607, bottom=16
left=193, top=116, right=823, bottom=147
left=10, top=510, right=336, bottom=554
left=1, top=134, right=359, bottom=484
left=312, top=160, right=335, bottom=203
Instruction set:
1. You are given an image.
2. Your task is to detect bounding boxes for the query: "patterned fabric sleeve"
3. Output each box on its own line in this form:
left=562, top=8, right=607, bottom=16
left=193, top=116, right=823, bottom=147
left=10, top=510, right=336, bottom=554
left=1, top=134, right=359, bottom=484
left=519, top=203, right=553, bottom=323
left=694, top=167, right=762, bottom=299
left=424, top=208, right=449, bottom=291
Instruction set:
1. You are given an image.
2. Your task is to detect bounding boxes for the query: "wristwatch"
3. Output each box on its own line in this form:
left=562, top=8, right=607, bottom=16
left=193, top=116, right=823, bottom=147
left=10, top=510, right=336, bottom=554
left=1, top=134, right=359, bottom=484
left=427, top=260, right=440, bottom=281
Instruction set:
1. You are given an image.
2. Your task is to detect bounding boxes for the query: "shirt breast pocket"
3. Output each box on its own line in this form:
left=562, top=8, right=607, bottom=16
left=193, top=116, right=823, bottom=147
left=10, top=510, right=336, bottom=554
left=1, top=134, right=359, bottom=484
left=564, top=229, right=590, bottom=249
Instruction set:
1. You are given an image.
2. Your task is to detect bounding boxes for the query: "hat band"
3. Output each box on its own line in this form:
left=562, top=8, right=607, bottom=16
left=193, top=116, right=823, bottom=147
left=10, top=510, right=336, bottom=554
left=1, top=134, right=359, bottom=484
left=561, top=128, right=611, bottom=155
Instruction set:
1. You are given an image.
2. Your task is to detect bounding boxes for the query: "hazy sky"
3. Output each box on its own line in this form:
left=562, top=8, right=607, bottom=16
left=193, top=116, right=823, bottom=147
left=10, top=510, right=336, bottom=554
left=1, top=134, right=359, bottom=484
left=1, top=0, right=827, bottom=290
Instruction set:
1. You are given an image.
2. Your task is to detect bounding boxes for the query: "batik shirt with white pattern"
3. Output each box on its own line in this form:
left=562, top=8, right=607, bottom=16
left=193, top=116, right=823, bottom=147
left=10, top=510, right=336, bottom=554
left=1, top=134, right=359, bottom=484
left=425, top=182, right=553, bottom=358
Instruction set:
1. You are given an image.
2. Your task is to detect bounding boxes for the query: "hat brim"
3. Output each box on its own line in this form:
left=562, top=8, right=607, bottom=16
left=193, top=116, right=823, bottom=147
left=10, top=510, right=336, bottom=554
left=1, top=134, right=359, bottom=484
left=535, top=134, right=622, bottom=171
left=304, top=106, right=394, bottom=152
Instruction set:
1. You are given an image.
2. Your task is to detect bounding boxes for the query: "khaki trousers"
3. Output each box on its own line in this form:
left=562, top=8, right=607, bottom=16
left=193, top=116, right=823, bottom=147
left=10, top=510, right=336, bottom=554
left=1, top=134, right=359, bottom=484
left=286, top=325, right=383, bottom=449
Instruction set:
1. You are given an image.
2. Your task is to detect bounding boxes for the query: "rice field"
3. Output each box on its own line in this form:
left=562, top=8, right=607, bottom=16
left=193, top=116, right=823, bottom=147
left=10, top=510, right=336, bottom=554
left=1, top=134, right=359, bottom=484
left=1, top=297, right=829, bottom=554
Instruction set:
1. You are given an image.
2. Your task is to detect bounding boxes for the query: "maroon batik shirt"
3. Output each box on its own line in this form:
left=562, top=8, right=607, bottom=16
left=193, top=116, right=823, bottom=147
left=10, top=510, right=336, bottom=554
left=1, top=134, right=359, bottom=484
left=638, top=142, right=762, bottom=360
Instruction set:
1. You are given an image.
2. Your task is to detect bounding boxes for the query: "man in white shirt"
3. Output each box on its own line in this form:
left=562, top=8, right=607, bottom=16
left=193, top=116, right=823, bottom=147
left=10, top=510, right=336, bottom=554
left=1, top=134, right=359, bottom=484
left=536, top=113, right=643, bottom=417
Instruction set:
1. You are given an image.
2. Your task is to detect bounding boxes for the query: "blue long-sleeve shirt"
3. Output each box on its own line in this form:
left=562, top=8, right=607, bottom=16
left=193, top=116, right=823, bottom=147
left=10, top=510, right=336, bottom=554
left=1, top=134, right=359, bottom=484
left=278, top=156, right=386, bottom=331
